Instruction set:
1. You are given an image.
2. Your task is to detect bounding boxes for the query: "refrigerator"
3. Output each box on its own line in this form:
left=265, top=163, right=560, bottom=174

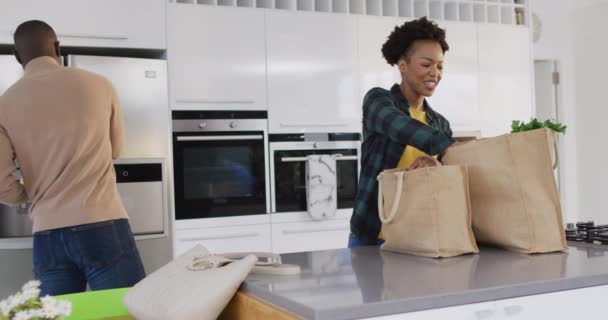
left=0, top=55, right=171, bottom=238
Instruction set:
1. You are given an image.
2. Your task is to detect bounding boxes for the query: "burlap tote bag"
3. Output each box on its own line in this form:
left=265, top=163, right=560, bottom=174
left=123, top=244, right=257, bottom=320
left=377, top=165, right=479, bottom=258
left=442, top=128, right=567, bottom=254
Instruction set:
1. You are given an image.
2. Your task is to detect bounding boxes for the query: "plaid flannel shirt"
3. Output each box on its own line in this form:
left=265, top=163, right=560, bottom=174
left=350, top=84, right=455, bottom=245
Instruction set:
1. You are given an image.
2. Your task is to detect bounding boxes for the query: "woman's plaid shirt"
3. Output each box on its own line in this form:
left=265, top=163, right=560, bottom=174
left=350, top=84, right=455, bottom=245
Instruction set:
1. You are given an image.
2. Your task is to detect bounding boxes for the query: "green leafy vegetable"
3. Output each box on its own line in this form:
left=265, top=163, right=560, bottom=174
left=511, top=118, right=567, bottom=134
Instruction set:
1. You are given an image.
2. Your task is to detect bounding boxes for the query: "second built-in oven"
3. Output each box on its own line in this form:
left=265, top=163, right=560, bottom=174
left=172, top=111, right=270, bottom=220
left=269, top=133, right=360, bottom=216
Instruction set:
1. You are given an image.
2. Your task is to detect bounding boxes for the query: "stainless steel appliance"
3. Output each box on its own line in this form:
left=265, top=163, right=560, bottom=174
left=172, top=111, right=270, bottom=220
left=115, top=161, right=166, bottom=236
left=269, top=133, right=360, bottom=215
left=67, top=55, right=170, bottom=159
left=0, top=162, right=166, bottom=238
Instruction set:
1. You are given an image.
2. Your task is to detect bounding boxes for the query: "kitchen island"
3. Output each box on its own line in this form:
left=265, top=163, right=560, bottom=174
left=225, top=243, right=608, bottom=319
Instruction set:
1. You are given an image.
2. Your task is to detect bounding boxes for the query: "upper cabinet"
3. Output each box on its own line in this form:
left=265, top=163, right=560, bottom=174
left=167, top=5, right=267, bottom=110
left=357, top=16, right=403, bottom=103
left=477, top=24, right=533, bottom=137
left=426, top=22, right=480, bottom=132
left=266, top=10, right=359, bottom=133
left=0, top=0, right=166, bottom=49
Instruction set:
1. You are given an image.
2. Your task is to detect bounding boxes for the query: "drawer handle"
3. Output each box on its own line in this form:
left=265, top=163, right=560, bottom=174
left=281, top=155, right=358, bottom=162
left=474, top=309, right=495, bottom=320
left=282, top=227, right=348, bottom=235
left=280, top=122, right=349, bottom=127
left=181, top=232, right=259, bottom=241
left=503, top=305, right=523, bottom=316
left=176, top=99, right=255, bottom=104
left=57, top=33, right=128, bottom=40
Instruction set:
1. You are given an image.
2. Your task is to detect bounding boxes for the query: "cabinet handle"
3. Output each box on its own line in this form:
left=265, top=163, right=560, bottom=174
left=57, top=33, right=128, bottom=40
left=281, top=155, right=358, bottom=162
left=503, top=305, right=523, bottom=316
left=181, top=232, right=259, bottom=241
left=474, top=309, right=495, bottom=320
left=282, top=227, right=349, bottom=235
left=177, top=135, right=263, bottom=141
left=176, top=99, right=255, bottom=104
left=280, top=122, right=349, bottom=127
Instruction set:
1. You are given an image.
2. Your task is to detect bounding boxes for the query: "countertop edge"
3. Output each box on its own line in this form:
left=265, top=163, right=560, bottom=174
left=242, top=272, right=608, bottom=320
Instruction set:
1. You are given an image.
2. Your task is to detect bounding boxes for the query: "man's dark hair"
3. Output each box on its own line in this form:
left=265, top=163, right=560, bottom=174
left=14, top=20, right=57, bottom=44
left=381, top=17, right=449, bottom=66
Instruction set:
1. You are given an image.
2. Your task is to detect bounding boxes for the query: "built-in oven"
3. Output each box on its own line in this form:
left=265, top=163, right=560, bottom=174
left=172, top=111, right=270, bottom=220
left=269, top=133, right=360, bottom=216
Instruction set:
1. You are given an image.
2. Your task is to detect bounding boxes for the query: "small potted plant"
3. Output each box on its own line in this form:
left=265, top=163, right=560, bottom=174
left=0, top=281, right=71, bottom=320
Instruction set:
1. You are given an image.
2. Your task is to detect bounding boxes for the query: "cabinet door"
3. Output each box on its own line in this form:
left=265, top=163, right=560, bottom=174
left=366, top=301, right=498, bottom=320
left=271, top=219, right=350, bottom=254
left=174, top=224, right=272, bottom=257
left=357, top=16, right=403, bottom=103
left=266, top=11, right=359, bottom=133
left=477, top=25, right=533, bottom=137
left=0, top=0, right=165, bottom=49
left=167, top=5, right=267, bottom=110
left=494, top=285, right=608, bottom=319
left=427, top=22, right=480, bottom=132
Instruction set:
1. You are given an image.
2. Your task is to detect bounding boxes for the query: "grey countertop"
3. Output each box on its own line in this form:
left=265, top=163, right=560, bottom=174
left=242, top=243, right=608, bottom=320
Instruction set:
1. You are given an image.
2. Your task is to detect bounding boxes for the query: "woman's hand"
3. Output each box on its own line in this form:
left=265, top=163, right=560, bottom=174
left=407, top=156, right=441, bottom=171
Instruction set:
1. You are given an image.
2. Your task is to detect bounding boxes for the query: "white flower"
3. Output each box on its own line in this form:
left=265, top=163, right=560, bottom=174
left=0, top=298, right=11, bottom=317
left=13, top=310, right=30, bottom=320
left=40, top=295, right=54, bottom=306
left=21, top=280, right=41, bottom=292
left=56, top=300, right=72, bottom=317
left=26, top=309, right=44, bottom=318
left=21, top=288, right=40, bottom=302
left=5, top=294, right=21, bottom=313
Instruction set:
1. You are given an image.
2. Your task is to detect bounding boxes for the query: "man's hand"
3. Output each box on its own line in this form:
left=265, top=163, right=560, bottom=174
left=407, top=156, right=441, bottom=171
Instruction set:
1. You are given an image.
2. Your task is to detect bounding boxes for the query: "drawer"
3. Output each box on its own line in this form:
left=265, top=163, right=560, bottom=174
left=271, top=219, right=350, bottom=254
left=174, top=224, right=271, bottom=257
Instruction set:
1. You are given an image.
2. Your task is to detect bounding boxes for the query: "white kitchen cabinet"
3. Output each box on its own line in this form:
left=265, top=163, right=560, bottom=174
left=494, top=285, right=608, bottom=319
left=173, top=223, right=272, bottom=257
left=364, top=301, right=498, bottom=320
left=427, top=22, right=480, bottom=132
left=0, top=0, right=166, bottom=49
left=477, top=24, right=533, bottom=138
left=271, top=218, right=350, bottom=254
left=266, top=10, right=359, bottom=133
left=357, top=16, right=403, bottom=107
left=167, top=5, right=267, bottom=110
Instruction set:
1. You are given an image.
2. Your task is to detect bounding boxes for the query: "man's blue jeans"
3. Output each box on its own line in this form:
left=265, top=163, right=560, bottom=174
left=347, top=233, right=384, bottom=248
left=33, top=219, right=146, bottom=296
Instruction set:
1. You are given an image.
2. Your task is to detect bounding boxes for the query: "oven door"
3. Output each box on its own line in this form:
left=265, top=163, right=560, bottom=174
left=173, top=131, right=268, bottom=220
left=270, top=141, right=359, bottom=214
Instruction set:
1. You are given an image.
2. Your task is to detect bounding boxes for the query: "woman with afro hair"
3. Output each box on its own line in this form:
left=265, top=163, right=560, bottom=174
left=349, top=17, right=457, bottom=247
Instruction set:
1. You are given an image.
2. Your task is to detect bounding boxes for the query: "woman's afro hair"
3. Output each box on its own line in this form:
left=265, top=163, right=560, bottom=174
left=381, top=17, right=449, bottom=66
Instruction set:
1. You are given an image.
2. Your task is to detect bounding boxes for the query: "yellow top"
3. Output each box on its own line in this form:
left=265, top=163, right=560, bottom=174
left=396, top=107, right=436, bottom=169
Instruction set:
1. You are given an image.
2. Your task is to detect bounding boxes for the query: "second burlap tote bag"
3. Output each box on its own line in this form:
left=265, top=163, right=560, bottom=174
left=377, top=165, right=479, bottom=258
left=442, top=128, right=567, bottom=254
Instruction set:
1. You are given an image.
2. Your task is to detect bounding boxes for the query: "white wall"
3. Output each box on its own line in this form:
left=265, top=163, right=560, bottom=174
left=532, top=0, right=608, bottom=224
left=531, top=0, right=579, bottom=224
left=571, top=1, right=608, bottom=224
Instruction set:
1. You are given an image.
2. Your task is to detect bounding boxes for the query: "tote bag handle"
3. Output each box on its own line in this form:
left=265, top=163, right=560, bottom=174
left=378, top=171, right=405, bottom=224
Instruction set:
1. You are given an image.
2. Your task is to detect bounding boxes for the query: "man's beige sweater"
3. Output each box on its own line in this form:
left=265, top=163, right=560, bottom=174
left=0, top=56, right=128, bottom=232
